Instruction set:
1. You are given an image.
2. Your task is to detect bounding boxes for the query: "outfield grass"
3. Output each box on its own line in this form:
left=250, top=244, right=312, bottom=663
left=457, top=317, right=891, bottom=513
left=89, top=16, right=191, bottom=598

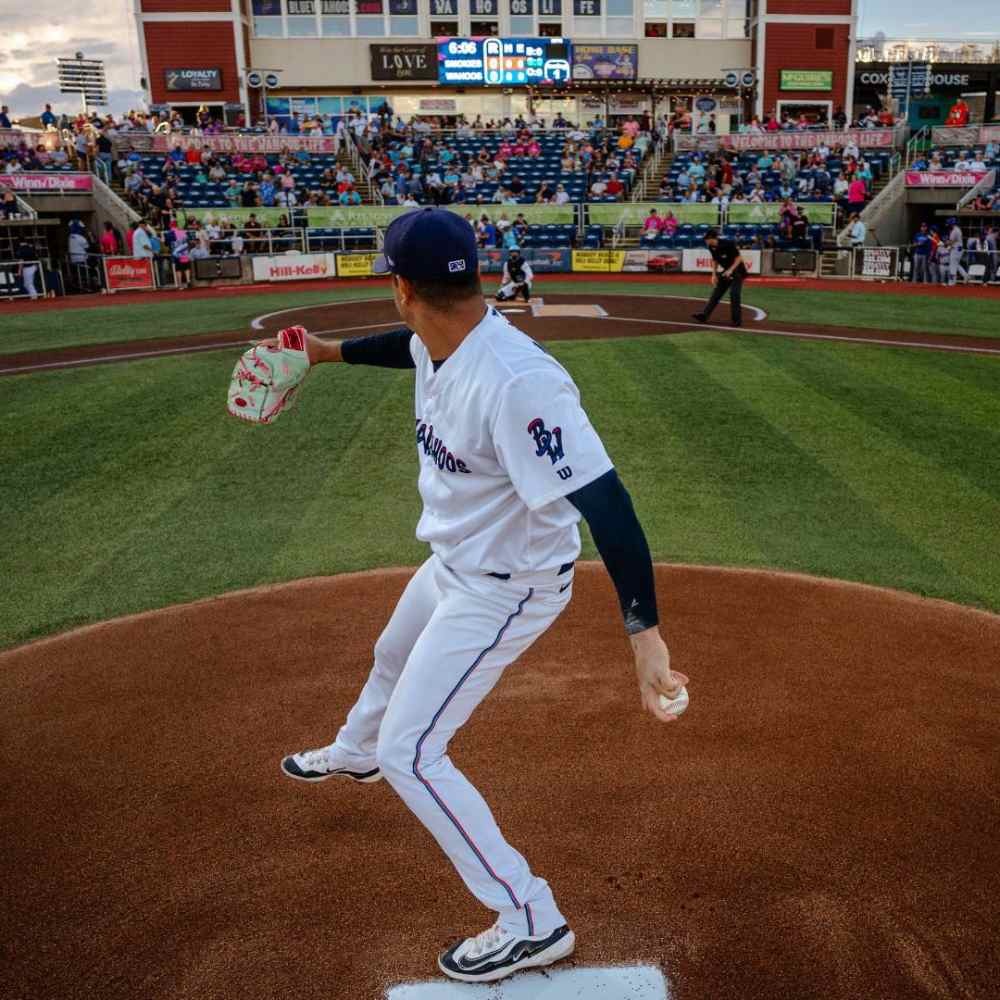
left=3, top=333, right=998, bottom=649
left=4, top=280, right=1000, bottom=357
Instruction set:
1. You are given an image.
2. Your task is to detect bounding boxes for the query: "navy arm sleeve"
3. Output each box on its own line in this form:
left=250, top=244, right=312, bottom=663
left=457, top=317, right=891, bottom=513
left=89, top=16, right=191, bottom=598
left=340, top=328, right=415, bottom=369
left=566, top=468, right=659, bottom=636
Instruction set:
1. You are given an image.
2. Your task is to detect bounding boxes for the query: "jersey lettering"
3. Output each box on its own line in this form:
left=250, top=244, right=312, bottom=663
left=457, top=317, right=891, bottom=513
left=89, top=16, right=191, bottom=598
left=527, top=417, right=564, bottom=465
left=416, top=418, right=472, bottom=474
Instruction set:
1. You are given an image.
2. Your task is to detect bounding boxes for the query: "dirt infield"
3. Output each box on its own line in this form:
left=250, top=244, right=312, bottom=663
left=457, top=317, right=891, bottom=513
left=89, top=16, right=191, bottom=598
left=3, top=563, right=998, bottom=1000
left=4, top=292, right=1000, bottom=377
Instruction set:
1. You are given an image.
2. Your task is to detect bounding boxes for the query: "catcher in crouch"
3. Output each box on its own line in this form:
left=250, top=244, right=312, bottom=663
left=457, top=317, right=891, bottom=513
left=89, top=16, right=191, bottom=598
left=495, top=248, right=533, bottom=303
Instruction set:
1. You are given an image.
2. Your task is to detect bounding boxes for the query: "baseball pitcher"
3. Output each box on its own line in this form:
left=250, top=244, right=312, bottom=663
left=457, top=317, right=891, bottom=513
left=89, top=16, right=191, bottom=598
left=261, top=209, right=688, bottom=984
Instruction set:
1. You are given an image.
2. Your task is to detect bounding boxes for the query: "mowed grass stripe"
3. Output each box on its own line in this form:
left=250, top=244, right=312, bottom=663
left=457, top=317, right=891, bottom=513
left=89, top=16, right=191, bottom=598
left=615, top=336, right=966, bottom=596
left=0, top=286, right=392, bottom=357
left=556, top=336, right=771, bottom=566
left=267, top=368, right=426, bottom=578
left=692, top=337, right=1000, bottom=607
left=772, top=343, right=1000, bottom=498
left=7, top=281, right=1000, bottom=358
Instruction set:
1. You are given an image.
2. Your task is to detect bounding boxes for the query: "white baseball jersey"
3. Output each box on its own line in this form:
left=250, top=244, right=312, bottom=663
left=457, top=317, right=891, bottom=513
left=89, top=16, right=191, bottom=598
left=409, top=306, right=613, bottom=575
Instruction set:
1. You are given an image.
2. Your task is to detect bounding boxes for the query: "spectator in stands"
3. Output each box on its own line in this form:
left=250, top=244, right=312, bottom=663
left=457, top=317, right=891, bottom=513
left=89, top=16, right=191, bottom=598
left=0, top=106, right=12, bottom=128
left=513, top=214, right=529, bottom=243
left=641, top=208, right=664, bottom=242
left=845, top=213, right=866, bottom=248
left=779, top=199, right=800, bottom=239
left=131, top=221, right=155, bottom=260
left=847, top=175, right=867, bottom=216
left=910, top=222, right=932, bottom=283
left=969, top=151, right=988, bottom=174
left=338, top=185, right=361, bottom=206
left=946, top=98, right=970, bottom=127
left=605, top=173, right=625, bottom=200
left=553, top=183, right=570, bottom=206
left=590, top=176, right=608, bottom=198
left=241, top=182, right=258, bottom=208
left=1, top=189, right=18, bottom=218
left=99, top=221, right=119, bottom=256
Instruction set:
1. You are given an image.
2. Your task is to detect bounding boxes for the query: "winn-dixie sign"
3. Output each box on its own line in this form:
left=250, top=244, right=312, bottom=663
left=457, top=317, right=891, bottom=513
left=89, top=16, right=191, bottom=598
left=252, top=253, right=336, bottom=282
left=151, top=134, right=336, bottom=154
left=0, top=172, right=93, bottom=191
left=905, top=171, right=980, bottom=188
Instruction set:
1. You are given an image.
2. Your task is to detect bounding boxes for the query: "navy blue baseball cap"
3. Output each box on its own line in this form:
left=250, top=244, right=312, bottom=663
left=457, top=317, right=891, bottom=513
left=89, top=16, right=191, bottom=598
left=373, top=207, right=478, bottom=281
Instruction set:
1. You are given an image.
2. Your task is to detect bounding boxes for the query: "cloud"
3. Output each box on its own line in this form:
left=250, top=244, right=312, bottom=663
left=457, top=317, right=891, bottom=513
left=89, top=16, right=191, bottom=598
left=0, top=0, right=143, bottom=115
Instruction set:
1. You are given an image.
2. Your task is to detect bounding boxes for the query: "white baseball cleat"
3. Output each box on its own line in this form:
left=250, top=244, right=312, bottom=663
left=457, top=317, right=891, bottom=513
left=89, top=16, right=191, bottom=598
left=438, top=921, right=575, bottom=983
left=280, top=745, right=382, bottom=783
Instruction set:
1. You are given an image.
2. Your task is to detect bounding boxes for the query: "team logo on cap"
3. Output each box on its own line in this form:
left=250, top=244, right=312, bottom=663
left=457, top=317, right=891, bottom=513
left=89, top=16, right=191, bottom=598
left=448, top=259, right=467, bottom=273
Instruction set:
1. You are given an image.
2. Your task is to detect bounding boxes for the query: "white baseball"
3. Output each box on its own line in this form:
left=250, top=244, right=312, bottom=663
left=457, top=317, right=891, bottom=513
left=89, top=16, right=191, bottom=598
left=658, top=686, right=689, bottom=717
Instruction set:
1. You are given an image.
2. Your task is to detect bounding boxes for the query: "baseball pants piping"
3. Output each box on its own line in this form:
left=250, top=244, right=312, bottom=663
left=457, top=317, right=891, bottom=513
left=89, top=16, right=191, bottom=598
left=335, top=554, right=572, bottom=936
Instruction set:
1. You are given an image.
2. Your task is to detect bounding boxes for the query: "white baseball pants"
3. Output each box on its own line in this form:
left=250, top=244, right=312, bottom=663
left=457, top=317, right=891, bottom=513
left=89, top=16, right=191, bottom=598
left=335, top=554, right=573, bottom=936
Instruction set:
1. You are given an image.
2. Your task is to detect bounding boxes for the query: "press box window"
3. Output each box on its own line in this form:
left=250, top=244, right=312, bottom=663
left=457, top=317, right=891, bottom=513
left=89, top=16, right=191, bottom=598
left=645, top=21, right=666, bottom=36
left=431, top=19, right=459, bottom=33
left=538, top=21, right=563, bottom=35
left=321, top=0, right=350, bottom=33
left=470, top=20, right=500, bottom=33
left=252, top=0, right=282, bottom=35
left=672, top=21, right=694, bottom=36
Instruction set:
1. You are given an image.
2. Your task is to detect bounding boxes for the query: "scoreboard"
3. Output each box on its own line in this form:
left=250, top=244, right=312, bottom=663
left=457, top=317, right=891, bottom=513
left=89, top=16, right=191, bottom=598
left=437, top=37, right=572, bottom=86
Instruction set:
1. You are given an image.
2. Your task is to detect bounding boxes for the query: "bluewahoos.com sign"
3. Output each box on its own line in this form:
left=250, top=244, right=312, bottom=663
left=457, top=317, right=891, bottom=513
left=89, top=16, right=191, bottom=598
left=164, top=68, right=223, bottom=91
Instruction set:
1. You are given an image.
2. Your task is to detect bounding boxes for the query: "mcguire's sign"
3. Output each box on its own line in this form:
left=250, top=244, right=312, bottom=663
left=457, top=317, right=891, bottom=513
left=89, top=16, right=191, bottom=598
left=165, top=68, right=223, bottom=91
left=780, top=70, right=833, bottom=91
left=369, top=44, right=438, bottom=81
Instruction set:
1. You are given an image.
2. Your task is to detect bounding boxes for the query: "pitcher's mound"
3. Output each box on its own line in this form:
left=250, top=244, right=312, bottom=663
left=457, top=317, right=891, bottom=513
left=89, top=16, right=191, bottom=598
left=2, top=564, right=998, bottom=1000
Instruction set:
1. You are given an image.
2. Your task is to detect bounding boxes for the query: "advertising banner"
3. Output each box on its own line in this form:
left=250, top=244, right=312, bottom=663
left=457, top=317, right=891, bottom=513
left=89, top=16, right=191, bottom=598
left=151, top=134, right=336, bottom=154
left=478, top=249, right=506, bottom=274
left=930, top=125, right=980, bottom=147
left=858, top=247, right=896, bottom=278
left=177, top=208, right=290, bottom=228
left=437, top=37, right=572, bottom=86
left=572, top=250, right=626, bottom=272
left=103, top=257, right=156, bottom=292
left=780, top=69, right=833, bottom=91
left=719, top=129, right=896, bottom=152
left=252, top=253, right=336, bottom=282
left=0, top=172, right=93, bottom=192
left=980, top=125, right=1000, bottom=143
left=572, top=44, right=637, bottom=80
left=905, top=171, right=979, bottom=187
left=450, top=204, right=575, bottom=226
left=370, top=44, right=439, bottom=81
left=164, top=68, right=222, bottom=91
left=589, top=203, right=719, bottom=226
left=728, top=202, right=836, bottom=225
left=645, top=250, right=682, bottom=273
left=1, top=128, right=59, bottom=150
left=682, top=248, right=761, bottom=274
left=528, top=248, right=571, bottom=272
left=335, top=252, right=381, bottom=277
left=308, top=205, right=406, bottom=228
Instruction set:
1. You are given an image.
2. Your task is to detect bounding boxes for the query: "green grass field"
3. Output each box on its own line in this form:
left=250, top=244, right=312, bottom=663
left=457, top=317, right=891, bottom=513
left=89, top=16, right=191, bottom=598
left=4, top=323, right=999, bottom=649
left=4, top=279, right=1000, bottom=356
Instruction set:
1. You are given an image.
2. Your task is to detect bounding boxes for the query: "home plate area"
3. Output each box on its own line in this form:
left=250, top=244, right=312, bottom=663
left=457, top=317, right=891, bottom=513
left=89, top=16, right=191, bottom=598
left=387, top=964, right=668, bottom=999
left=252, top=292, right=767, bottom=345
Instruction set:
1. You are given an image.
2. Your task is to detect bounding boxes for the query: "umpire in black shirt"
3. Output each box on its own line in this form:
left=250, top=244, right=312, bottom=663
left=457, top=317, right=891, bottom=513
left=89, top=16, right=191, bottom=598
left=692, top=228, right=747, bottom=327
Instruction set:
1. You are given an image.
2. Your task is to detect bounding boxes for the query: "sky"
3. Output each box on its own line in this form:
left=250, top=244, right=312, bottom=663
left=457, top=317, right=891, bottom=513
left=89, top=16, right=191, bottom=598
left=0, top=0, right=997, bottom=117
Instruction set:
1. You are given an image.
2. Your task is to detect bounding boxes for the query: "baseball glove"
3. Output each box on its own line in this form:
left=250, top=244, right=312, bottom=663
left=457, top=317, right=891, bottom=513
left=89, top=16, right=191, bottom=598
left=227, top=325, right=311, bottom=425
